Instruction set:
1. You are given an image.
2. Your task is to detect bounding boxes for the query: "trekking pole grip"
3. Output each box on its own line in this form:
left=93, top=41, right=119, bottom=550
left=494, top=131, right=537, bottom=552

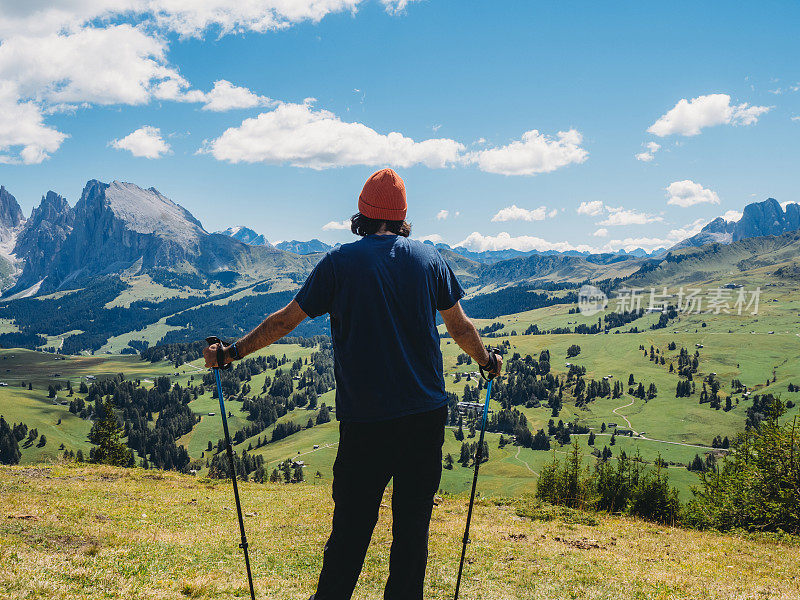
left=205, top=336, right=230, bottom=371
left=479, top=346, right=500, bottom=380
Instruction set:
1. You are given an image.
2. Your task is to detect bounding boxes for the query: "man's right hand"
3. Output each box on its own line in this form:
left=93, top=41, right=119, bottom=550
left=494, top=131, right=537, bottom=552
left=479, top=349, right=502, bottom=380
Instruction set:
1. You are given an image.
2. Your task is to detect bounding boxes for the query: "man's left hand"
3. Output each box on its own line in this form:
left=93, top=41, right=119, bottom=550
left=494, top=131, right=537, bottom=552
left=204, top=343, right=232, bottom=368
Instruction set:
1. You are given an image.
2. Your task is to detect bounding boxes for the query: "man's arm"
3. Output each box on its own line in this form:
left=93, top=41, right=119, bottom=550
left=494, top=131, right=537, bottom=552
left=439, top=301, right=502, bottom=375
left=204, top=300, right=308, bottom=368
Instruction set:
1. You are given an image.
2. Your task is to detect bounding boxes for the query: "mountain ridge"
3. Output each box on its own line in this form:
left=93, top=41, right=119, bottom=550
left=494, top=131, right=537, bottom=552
left=2, top=180, right=315, bottom=296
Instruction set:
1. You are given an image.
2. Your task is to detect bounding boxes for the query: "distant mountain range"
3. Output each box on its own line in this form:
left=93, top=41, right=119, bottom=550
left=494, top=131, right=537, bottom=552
left=198, top=197, right=800, bottom=265
left=0, top=178, right=798, bottom=299
left=274, top=239, right=333, bottom=254
left=669, top=198, right=800, bottom=252
left=0, top=180, right=315, bottom=297
left=214, top=229, right=334, bottom=255
left=0, top=179, right=799, bottom=354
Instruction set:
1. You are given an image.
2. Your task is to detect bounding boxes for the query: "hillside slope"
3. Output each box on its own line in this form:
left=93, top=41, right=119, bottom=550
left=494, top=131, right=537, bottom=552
left=1, top=463, right=798, bottom=600
left=625, top=230, right=800, bottom=288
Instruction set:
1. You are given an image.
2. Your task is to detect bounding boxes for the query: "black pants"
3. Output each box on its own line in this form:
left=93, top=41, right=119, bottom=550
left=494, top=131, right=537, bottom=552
left=312, top=405, right=447, bottom=600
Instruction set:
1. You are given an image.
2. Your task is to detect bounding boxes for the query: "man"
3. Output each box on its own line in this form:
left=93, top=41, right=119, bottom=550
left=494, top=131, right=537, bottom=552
left=205, top=168, right=501, bottom=600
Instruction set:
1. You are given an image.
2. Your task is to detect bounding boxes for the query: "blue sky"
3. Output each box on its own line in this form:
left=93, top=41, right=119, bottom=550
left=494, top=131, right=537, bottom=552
left=0, top=0, right=798, bottom=252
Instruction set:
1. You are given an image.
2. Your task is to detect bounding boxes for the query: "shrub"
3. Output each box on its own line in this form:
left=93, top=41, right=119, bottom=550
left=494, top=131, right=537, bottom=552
left=686, top=396, right=800, bottom=533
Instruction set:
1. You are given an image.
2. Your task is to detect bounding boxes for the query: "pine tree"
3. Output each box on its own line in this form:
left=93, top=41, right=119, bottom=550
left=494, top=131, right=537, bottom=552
left=454, top=418, right=465, bottom=441
left=88, top=397, right=133, bottom=466
left=588, top=431, right=596, bottom=445
left=459, top=442, right=471, bottom=467
left=0, top=417, right=21, bottom=465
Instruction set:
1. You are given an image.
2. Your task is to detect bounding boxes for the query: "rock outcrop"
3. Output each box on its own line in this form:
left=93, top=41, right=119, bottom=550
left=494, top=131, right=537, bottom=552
left=12, top=191, right=75, bottom=289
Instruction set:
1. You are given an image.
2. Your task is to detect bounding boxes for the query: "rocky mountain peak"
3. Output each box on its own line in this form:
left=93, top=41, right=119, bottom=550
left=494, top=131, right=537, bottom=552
left=0, top=186, right=25, bottom=230
left=99, top=180, right=207, bottom=241
left=733, top=197, right=800, bottom=241
left=33, top=191, right=72, bottom=222
left=700, top=217, right=737, bottom=235
left=217, top=226, right=270, bottom=246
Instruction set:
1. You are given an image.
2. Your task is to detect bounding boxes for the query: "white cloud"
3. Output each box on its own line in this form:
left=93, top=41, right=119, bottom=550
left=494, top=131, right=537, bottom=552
left=0, top=0, right=422, bottom=164
left=548, top=208, right=558, bottom=218
left=577, top=200, right=605, bottom=216
left=0, top=25, right=183, bottom=107
left=666, top=218, right=708, bottom=241
left=151, top=0, right=420, bottom=37
left=792, top=116, right=800, bottom=122
left=648, top=93, right=771, bottom=137
left=665, top=180, right=720, bottom=207
left=465, top=129, right=587, bottom=176
left=205, top=104, right=585, bottom=175
left=0, top=82, right=67, bottom=164
left=721, top=210, right=743, bottom=222
left=451, top=214, right=718, bottom=254
left=322, top=219, right=351, bottom=231
left=436, top=209, right=449, bottom=220
left=598, top=207, right=663, bottom=227
left=418, top=233, right=443, bottom=243
left=635, top=141, right=660, bottom=162
left=0, top=1, right=420, bottom=38
left=491, top=205, right=548, bottom=222
left=110, top=126, right=171, bottom=158
left=456, top=231, right=595, bottom=253
left=604, top=218, right=710, bottom=252
left=0, top=24, right=184, bottom=162
left=203, top=101, right=465, bottom=169
left=186, top=80, right=273, bottom=111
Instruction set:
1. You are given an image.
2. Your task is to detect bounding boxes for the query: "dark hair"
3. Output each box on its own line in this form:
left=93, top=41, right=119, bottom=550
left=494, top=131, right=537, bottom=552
left=350, top=213, right=411, bottom=237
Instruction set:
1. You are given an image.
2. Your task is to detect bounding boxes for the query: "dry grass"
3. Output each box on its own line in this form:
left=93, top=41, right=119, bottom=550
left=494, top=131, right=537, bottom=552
left=0, top=463, right=798, bottom=600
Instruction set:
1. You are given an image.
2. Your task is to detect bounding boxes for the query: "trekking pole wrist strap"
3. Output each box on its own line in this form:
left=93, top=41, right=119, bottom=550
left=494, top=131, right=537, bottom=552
left=479, top=347, right=499, bottom=380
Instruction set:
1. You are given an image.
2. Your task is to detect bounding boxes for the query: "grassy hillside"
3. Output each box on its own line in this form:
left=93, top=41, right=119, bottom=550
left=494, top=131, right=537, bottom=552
left=2, top=463, right=798, bottom=600
left=3, top=279, right=799, bottom=501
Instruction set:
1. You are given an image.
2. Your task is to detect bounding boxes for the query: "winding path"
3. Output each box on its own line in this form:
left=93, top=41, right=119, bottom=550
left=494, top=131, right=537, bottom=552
left=611, top=396, right=637, bottom=433
left=513, top=446, right=539, bottom=476
left=601, top=395, right=710, bottom=450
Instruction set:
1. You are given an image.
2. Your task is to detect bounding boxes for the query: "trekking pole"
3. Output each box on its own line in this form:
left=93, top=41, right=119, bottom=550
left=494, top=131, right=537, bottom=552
left=206, top=336, right=256, bottom=600
left=454, top=348, right=499, bottom=600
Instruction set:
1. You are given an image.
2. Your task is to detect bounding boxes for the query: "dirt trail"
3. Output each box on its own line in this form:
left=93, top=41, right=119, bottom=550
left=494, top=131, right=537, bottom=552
left=513, top=446, right=539, bottom=476
left=612, top=396, right=637, bottom=432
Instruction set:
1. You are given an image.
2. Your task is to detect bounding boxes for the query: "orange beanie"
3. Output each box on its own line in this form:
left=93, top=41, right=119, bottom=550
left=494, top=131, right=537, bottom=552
left=358, top=168, right=407, bottom=221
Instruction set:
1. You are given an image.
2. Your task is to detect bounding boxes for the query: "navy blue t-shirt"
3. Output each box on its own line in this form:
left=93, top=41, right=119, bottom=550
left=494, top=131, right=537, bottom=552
left=294, top=235, right=464, bottom=423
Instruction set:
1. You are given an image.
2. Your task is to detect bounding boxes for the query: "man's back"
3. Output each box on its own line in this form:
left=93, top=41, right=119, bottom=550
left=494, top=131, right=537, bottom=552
left=295, top=234, right=463, bottom=422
